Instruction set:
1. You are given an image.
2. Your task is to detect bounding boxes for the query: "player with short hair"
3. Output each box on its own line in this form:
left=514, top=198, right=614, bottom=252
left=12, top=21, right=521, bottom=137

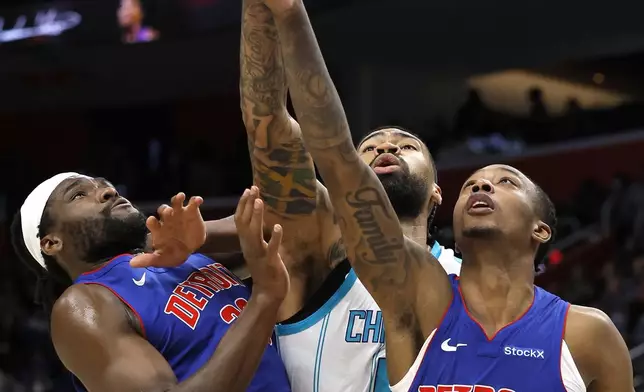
left=233, top=1, right=460, bottom=391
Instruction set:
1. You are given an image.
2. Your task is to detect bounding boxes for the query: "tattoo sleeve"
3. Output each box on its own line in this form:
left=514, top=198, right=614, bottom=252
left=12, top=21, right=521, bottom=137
left=271, top=3, right=426, bottom=322
left=240, top=0, right=317, bottom=219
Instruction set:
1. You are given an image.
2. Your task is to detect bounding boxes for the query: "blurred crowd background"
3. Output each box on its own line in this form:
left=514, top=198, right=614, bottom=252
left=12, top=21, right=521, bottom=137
left=1, top=0, right=644, bottom=390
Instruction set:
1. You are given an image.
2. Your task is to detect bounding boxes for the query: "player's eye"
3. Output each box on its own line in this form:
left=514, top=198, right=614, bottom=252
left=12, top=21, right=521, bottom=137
left=463, top=180, right=475, bottom=189
left=401, top=145, right=417, bottom=150
left=72, top=192, right=86, bottom=201
left=362, top=146, right=375, bottom=153
left=499, top=178, right=516, bottom=186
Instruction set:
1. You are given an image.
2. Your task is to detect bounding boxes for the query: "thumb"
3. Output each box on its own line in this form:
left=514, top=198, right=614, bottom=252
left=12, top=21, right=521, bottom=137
left=266, top=224, right=283, bottom=258
left=130, top=252, right=161, bottom=268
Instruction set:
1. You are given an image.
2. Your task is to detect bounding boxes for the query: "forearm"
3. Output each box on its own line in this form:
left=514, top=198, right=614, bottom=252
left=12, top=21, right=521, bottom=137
left=240, top=0, right=286, bottom=124
left=270, top=3, right=423, bottom=307
left=198, top=216, right=240, bottom=254
left=240, top=0, right=317, bottom=219
left=271, top=3, right=360, bottom=180
left=199, top=216, right=275, bottom=257
left=173, top=295, right=280, bottom=392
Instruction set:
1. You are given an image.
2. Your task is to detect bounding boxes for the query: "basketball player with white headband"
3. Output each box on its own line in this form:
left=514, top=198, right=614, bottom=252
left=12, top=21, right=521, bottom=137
left=10, top=173, right=292, bottom=392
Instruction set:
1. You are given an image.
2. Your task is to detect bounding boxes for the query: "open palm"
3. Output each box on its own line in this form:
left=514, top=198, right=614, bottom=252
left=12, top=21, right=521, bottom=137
left=130, top=193, right=206, bottom=268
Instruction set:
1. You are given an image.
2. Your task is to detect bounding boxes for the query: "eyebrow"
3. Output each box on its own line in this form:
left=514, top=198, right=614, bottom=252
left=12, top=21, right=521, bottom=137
left=390, top=131, right=423, bottom=143
left=94, top=177, right=112, bottom=187
left=497, top=166, right=523, bottom=178
left=62, top=178, right=85, bottom=195
left=361, top=130, right=423, bottom=145
left=359, top=131, right=384, bottom=145
left=466, top=166, right=525, bottom=185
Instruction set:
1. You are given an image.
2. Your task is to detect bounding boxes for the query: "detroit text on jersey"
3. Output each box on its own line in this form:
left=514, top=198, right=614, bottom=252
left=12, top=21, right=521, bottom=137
left=164, top=262, right=244, bottom=329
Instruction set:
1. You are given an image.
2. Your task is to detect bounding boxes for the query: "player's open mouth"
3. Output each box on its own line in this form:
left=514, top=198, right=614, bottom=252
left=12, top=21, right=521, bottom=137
left=466, top=194, right=495, bottom=215
left=372, top=154, right=401, bottom=174
left=112, top=198, right=132, bottom=210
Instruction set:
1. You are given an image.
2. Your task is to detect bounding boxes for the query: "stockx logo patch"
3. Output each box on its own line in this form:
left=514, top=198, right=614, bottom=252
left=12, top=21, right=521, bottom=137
left=503, top=346, right=545, bottom=360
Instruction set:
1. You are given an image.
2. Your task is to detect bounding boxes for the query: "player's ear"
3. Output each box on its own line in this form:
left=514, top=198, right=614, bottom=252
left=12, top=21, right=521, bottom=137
left=532, top=221, right=551, bottom=244
left=41, top=234, right=63, bottom=257
left=430, top=183, right=442, bottom=206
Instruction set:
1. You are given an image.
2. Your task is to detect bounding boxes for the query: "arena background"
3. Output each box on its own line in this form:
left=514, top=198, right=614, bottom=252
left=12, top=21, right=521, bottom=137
left=1, top=0, right=644, bottom=390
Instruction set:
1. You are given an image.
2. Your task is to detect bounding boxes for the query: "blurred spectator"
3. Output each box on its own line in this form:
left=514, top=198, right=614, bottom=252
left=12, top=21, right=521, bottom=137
left=558, top=98, right=588, bottom=140
left=561, top=264, right=594, bottom=304
left=118, top=0, right=160, bottom=44
left=454, top=88, right=489, bottom=139
left=601, top=174, right=644, bottom=269
left=528, top=87, right=549, bottom=122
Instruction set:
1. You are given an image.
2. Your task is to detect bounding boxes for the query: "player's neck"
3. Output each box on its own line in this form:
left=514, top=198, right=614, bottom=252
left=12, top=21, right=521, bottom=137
left=399, top=215, right=428, bottom=247
left=65, top=255, right=119, bottom=280
left=459, top=244, right=535, bottom=336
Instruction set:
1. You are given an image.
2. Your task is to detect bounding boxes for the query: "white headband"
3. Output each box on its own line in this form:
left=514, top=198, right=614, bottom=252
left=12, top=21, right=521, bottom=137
left=20, top=172, right=90, bottom=269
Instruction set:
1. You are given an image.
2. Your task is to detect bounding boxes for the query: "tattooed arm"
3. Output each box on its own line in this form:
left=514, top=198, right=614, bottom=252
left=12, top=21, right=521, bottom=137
left=240, top=0, right=343, bottom=257
left=240, top=0, right=315, bottom=221
left=266, top=0, right=453, bottom=382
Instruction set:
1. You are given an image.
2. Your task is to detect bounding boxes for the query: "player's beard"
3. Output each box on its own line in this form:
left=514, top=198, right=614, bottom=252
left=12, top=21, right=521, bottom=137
left=376, top=161, right=429, bottom=220
left=462, top=226, right=502, bottom=238
left=62, top=208, right=148, bottom=264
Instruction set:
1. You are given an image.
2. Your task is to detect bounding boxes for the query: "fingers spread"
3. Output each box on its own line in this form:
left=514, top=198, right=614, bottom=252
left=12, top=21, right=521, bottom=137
left=187, top=196, right=204, bottom=213
left=234, top=188, right=251, bottom=223
left=266, top=224, right=283, bottom=257
left=146, top=216, right=162, bottom=233
left=171, top=192, right=186, bottom=211
left=157, top=204, right=174, bottom=220
left=240, top=187, right=258, bottom=227
left=249, top=198, right=265, bottom=243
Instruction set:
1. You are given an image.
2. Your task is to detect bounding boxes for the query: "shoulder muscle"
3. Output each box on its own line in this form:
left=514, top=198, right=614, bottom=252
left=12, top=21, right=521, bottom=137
left=52, top=284, right=177, bottom=392
left=566, top=305, right=633, bottom=391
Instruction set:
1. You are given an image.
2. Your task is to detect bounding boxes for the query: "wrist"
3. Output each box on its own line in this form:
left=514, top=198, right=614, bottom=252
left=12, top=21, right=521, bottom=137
left=249, top=291, right=284, bottom=311
left=269, top=1, right=303, bottom=21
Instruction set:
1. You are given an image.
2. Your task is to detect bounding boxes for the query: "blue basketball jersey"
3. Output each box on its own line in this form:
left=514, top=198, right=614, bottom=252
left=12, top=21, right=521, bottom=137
left=73, top=253, right=291, bottom=392
left=396, top=275, right=571, bottom=392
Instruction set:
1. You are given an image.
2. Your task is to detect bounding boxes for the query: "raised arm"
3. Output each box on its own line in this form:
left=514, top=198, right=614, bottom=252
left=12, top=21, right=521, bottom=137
left=240, top=0, right=316, bottom=225
left=266, top=0, right=451, bottom=324
left=265, top=1, right=453, bottom=380
left=51, top=283, right=281, bottom=392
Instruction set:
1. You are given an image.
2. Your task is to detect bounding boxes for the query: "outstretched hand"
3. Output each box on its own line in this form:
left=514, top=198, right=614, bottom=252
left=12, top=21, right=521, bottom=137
left=235, top=186, right=289, bottom=303
left=130, top=193, right=206, bottom=268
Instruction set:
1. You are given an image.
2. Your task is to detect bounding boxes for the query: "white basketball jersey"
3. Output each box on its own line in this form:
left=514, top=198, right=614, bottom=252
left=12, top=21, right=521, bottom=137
left=275, top=241, right=461, bottom=392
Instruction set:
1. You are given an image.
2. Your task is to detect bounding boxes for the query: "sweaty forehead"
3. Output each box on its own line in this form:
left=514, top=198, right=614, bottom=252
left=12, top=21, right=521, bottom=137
left=469, top=165, right=531, bottom=183
left=52, top=176, right=111, bottom=198
left=360, top=129, right=422, bottom=145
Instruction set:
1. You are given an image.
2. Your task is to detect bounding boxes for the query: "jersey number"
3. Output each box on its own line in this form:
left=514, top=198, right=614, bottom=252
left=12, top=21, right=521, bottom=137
left=220, top=298, right=248, bottom=324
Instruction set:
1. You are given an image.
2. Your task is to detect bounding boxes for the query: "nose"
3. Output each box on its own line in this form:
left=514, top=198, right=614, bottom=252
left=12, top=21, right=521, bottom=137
left=98, top=186, right=120, bottom=203
left=376, top=142, right=400, bottom=155
left=471, top=179, right=495, bottom=194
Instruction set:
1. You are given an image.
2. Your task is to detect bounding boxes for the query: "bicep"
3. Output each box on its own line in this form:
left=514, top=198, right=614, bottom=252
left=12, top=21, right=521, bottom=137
left=51, top=289, right=177, bottom=392
left=590, top=316, right=634, bottom=391
left=570, top=307, right=635, bottom=391
left=65, top=332, right=177, bottom=392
